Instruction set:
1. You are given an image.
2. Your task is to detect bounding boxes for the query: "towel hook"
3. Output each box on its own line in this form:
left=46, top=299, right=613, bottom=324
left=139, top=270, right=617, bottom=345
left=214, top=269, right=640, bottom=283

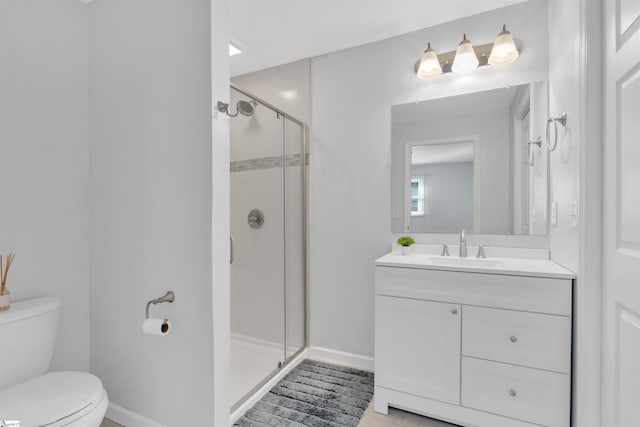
left=145, top=291, right=175, bottom=319
left=546, top=112, right=567, bottom=152
left=527, top=137, right=542, bottom=166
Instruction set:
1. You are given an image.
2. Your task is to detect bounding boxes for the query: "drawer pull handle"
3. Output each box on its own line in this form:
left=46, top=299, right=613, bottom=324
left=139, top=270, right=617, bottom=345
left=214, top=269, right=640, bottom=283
left=509, top=389, right=517, bottom=397
left=510, top=336, right=518, bottom=343
left=451, top=308, right=458, bottom=315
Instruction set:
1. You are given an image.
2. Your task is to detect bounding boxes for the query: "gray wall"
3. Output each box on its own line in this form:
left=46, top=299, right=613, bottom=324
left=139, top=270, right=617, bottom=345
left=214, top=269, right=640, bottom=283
left=309, top=0, right=548, bottom=358
left=1, top=1, right=228, bottom=424
left=410, top=162, right=474, bottom=233
left=88, top=1, right=215, bottom=425
left=546, top=2, right=601, bottom=424
left=0, top=0, right=91, bottom=372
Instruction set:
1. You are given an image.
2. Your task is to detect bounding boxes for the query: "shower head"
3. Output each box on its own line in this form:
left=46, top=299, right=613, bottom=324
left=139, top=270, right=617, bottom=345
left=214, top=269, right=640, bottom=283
left=236, top=100, right=255, bottom=117
left=217, top=100, right=256, bottom=118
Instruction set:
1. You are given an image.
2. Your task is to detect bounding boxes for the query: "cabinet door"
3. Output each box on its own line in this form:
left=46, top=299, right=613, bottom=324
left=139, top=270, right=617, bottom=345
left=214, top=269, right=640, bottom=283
left=375, top=295, right=461, bottom=404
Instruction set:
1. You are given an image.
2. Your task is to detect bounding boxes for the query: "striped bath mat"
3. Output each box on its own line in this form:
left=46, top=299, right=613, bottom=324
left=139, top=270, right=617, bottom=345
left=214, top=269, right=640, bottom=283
left=234, top=359, right=374, bottom=426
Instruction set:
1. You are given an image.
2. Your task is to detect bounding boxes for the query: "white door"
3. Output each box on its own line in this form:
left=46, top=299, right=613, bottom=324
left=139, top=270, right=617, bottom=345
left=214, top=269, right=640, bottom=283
left=603, top=2, right=640, bottom=426
left=375, top=296, right=461, bottom=404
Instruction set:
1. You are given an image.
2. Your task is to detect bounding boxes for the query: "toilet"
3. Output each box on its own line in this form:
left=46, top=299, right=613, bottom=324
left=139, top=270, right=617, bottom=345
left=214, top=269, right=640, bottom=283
left=0, top=297, right=108, bottom=426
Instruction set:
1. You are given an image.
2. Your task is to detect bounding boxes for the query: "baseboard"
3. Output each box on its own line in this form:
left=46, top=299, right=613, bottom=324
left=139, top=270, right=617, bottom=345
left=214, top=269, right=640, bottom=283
left=307, top=346, right=374, bottom=371
left=106, top=403, right=167, bottom=427
left=230, top=348, right=308, bottom=424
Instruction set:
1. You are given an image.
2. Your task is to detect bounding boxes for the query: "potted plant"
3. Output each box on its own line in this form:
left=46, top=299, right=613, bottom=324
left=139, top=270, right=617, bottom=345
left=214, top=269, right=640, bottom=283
left=0, top=253, right=15, bottom=311
left=397, top=236, right=416, bottom=255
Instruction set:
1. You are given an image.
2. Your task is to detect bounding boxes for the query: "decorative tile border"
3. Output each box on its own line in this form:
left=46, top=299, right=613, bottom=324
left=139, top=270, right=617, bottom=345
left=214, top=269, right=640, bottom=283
left=231, top=153, right=310, bottom=172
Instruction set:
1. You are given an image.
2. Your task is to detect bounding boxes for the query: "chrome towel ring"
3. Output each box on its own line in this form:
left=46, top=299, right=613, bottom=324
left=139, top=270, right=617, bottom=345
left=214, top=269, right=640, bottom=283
left=546, top=112, right=568, bottom=152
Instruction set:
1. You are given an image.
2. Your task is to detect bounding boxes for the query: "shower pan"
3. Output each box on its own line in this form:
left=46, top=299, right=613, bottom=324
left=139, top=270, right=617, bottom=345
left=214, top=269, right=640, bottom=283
left=229, top=85, right=307, bottom=412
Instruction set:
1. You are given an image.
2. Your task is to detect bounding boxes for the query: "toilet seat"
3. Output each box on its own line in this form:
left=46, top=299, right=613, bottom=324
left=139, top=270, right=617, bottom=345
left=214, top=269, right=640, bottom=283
left=0, top=371, right=106, bottom=427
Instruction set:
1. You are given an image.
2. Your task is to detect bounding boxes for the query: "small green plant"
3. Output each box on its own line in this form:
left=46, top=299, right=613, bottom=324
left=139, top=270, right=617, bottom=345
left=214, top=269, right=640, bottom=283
left=397, top=236, right=416, bottom=247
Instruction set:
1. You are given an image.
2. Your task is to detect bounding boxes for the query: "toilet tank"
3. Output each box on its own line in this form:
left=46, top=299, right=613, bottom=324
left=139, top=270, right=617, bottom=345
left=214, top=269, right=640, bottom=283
left=0, top=297, right=61, bottom=390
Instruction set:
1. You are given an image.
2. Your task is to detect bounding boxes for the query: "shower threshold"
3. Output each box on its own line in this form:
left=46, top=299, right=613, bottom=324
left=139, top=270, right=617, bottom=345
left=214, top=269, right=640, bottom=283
left=230, top=344, right=307, bottom=423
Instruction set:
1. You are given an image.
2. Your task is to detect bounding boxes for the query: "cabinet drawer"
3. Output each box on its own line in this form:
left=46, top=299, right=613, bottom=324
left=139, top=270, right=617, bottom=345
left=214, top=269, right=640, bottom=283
left=376, top=266, right=572, bottom=315
left=461, top=357, right=570, bottom=427
left=462, top=306, right=571, bottom=373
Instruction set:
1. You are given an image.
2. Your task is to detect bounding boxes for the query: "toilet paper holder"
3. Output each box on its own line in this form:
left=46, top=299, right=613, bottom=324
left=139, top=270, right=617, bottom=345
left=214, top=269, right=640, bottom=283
left=145, top=291, right=175, bottom=319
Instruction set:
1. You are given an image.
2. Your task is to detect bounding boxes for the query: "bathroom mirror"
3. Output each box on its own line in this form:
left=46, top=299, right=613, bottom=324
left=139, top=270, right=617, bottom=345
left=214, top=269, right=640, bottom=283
left=391, top=81, right=549, bottom=235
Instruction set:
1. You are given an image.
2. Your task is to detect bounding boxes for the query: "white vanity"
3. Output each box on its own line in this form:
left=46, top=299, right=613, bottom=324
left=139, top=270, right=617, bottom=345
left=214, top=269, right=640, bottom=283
left=374, top=248, right=574, bottom=427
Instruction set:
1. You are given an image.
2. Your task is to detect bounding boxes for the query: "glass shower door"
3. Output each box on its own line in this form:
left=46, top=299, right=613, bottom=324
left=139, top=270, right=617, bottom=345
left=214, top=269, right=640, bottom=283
left=230, top=87, right=286, bottom=409
left=283, top=117, right=305, bottom=361
left=229, top=85, right=306, bottom=411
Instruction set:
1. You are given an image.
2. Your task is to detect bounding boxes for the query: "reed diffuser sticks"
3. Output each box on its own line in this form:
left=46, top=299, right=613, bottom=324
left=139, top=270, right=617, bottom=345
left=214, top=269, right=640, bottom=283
left=1, top=253, right=15, bottom=296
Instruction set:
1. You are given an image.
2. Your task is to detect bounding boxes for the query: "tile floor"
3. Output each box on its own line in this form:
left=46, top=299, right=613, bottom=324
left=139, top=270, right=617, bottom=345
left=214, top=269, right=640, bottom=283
left=358, top=399, right=458, bottom=427
left=100, top=399, right=457, bottom=427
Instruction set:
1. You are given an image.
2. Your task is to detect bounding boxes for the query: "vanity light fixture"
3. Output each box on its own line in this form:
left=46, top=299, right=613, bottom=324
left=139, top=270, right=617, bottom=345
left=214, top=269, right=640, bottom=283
left=414, top=25, right=519, bottom=79
left=416, top=43, right=443, bottom=79
left=488, top=25, right=519, bottom=65
left=451, top=34, right=479, bottom=73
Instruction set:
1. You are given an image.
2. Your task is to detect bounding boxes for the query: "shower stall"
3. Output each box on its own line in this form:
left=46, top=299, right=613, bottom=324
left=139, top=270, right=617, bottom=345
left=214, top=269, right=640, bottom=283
left=229, top=85, right=307, bottom=411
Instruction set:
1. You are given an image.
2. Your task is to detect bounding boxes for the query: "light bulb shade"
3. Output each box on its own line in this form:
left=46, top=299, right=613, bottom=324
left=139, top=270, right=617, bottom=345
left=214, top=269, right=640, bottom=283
left=488, top=26, right=519, bottom=65
left=416, top=46, right=442, bottom=79
left=451, top=36, right=479, bottom=73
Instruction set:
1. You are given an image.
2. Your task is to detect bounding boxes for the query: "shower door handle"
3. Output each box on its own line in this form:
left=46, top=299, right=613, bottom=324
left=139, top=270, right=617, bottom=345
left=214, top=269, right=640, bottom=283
left=230, top=236, right=234, bottom=264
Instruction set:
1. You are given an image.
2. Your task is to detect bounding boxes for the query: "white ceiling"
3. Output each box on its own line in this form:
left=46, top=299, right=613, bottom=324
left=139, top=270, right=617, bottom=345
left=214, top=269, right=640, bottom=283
left=229, top=0, right=525, bottom=77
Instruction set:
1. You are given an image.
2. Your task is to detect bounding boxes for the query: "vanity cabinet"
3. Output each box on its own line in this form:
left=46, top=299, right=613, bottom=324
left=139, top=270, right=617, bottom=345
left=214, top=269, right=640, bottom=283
left=376, top=296, right=461, bottom=404
left=374, top=263, right=573, bottom=427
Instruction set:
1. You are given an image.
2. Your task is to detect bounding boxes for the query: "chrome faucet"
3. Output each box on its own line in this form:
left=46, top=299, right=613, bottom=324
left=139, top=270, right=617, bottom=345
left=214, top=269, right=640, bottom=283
left=459, top=229, right=467, bottom=258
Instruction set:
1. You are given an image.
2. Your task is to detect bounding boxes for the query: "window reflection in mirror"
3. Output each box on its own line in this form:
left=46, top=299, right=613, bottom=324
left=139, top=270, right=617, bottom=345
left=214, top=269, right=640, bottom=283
left=391, top=81, right=549, bottom=235
left=410, top=176, right=425, bottom=216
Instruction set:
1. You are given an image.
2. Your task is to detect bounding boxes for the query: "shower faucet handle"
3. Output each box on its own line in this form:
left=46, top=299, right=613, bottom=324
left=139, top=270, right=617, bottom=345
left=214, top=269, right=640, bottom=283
left=248, top=209, right=265, bottom=229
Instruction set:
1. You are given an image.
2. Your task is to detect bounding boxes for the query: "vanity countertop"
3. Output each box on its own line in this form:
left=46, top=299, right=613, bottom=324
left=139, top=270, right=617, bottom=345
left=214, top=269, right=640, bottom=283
left=376, top=251, right=575, bottom=280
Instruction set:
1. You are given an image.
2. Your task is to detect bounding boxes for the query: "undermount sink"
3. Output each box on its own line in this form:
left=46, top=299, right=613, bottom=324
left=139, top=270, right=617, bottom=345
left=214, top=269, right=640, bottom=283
left=425, top=256, right=504, bottom=268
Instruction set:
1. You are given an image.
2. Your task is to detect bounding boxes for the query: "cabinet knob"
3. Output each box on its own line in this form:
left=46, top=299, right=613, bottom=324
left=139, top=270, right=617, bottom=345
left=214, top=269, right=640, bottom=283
left=509, top=389, right=517, bottom=397
left=510, top=336, right=518, bottom=343
left=451, top=308, right=458, bottom=315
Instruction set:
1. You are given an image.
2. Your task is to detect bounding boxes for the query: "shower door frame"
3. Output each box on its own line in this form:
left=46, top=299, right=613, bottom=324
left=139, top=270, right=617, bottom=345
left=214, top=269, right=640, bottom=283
left=229, top=84, right=308, bottom=412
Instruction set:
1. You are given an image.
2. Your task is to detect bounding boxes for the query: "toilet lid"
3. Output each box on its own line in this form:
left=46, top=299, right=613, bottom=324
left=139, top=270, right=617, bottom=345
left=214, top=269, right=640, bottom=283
left=0, top=371, right=104, bottom=427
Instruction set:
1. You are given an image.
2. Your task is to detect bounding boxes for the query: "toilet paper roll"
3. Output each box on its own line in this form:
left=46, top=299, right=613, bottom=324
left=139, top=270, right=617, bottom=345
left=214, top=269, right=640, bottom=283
left=142, top=318, right=171, bottom=336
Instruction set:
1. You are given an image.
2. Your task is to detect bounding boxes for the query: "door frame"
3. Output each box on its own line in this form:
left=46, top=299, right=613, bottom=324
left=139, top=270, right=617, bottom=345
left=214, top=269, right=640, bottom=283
left=574, top=0, right=603, bottom=426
